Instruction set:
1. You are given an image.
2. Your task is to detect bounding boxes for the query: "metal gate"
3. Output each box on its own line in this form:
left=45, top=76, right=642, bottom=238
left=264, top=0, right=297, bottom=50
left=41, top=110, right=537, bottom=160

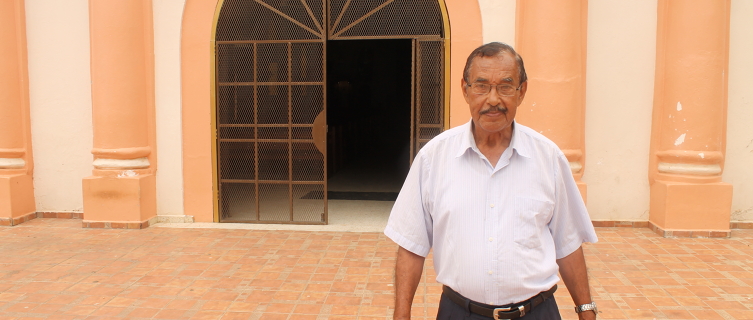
left=215, top=0, right=445, bottom=224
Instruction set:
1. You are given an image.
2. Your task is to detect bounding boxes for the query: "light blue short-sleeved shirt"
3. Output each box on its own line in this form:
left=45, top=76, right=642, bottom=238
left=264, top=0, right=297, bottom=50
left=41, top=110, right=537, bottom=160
left=384, top=120, right=598, bottom=305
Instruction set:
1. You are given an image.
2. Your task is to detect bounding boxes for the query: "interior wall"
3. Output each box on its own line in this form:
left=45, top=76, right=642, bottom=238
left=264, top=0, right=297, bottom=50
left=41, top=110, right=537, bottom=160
left=725, top=0, right=753, bottom=222
left=154, top=0, right=186, bottom=216
left=25, top=0, right=93, bottom=213
left=582, top=0, right=657, bottom=221
left=478, top=0, right=516, bottom=45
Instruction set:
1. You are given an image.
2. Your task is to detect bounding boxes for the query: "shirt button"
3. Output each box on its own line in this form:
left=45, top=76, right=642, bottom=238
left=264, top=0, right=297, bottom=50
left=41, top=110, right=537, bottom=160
left=488, top=237, right=494, bottom=242
left=490, top=204, right=495, bottom=208
left=488, top=271, right=493, bottom=275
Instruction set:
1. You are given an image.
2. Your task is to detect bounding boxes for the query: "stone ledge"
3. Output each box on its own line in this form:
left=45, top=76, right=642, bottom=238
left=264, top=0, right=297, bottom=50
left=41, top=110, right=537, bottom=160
left=82, top=216, right=158, bottom=229
left=0, top=211, right=37, bottom=227
left=155, top=215, right=195, bottom=224
left=592, top=220, right=649, bottom=228
left=730, top=222, right=753, bottom=229
left=37, top=212, right=83, bottom=219
left=649, top=221, right=730, bottom=238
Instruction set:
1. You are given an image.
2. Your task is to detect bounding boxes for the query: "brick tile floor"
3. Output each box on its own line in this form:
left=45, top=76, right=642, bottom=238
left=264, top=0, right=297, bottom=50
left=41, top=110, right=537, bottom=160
left=2, top=218, right=753, bottom=319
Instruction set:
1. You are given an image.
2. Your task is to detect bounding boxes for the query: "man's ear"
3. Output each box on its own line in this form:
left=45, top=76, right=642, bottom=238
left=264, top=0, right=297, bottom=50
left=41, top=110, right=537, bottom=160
left=461, top=78, right=471, bottom=104
left=517, top=81, right=528, bottom=102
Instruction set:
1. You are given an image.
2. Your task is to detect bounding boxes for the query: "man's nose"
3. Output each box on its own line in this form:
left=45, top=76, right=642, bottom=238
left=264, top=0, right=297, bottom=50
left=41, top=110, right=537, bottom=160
left=486, top=87, right=503, bottom=105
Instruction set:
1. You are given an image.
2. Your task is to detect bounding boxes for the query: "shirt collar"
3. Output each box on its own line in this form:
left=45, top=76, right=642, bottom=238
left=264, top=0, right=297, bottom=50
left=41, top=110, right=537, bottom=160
left=455, top=119, right=531, bottom=159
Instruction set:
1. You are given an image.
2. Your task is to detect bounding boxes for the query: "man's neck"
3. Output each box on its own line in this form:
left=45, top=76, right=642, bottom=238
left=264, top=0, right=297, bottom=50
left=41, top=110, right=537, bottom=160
left=472, top=122, right=513, bottom=167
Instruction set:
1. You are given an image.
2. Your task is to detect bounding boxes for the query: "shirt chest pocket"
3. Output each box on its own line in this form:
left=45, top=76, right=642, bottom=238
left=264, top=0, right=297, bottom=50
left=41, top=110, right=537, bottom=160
left=513, top=196, right=554, bottom=249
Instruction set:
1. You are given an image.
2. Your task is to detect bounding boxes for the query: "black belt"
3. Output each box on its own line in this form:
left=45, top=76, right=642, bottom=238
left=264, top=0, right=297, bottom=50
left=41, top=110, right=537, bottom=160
left=442, top=285, right=557, bottom=320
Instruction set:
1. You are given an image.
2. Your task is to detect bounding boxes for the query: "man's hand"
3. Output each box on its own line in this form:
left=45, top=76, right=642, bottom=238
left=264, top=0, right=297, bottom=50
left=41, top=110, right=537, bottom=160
left=557, top=246, right=596, bottom=320
left=394, top=246, right=425, bottom=320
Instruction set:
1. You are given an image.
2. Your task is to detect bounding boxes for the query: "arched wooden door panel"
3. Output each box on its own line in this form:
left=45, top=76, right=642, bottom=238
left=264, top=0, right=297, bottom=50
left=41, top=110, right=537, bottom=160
left=215, top=0, right=445, bottom=224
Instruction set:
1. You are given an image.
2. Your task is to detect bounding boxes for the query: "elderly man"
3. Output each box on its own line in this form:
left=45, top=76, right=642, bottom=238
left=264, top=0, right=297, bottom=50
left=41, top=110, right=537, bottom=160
left=385, top=42, right=598, bottom=320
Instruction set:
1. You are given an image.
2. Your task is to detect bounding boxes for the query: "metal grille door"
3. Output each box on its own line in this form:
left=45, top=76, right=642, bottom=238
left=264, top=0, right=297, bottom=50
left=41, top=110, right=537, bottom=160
left=414, top=40, right=444, bottom=153
left=215, top=0, right=445, bottom=224
left=216, top=0, right=327, bottom=223
left=327, top=0, right=443, bottom=39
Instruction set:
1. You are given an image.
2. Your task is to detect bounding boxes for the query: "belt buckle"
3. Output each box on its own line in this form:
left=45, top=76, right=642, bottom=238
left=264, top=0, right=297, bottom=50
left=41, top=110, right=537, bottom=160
left=492, top=305, right=525, bottom=320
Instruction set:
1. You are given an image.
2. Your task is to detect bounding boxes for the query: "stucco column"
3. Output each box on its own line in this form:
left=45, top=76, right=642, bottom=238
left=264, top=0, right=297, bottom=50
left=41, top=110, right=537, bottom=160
left=0, top=0, right=36, bottom=226
left=515, top=0, right=588, bottom=201
left=648, top=0, right=732, bottom=237
left=82, top=0, right=157, bottom=228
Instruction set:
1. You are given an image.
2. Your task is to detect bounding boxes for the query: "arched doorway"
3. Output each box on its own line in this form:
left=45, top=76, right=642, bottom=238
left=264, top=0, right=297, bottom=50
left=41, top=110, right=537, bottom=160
left=214, top=0, right=447, bottom=224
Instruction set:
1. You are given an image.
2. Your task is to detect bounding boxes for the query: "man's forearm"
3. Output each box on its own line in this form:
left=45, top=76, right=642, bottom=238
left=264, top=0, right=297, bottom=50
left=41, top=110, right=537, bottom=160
left=557, top=246, right=596, bottom=320
left=394, top=246, right=425, bottom=320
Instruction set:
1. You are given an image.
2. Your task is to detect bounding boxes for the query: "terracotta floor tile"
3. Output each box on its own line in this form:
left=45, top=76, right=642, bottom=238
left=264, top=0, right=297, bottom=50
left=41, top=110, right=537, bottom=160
left=128, top=308, right=160, bottom=318
left=661, top=309, right=695, bottom=319
left=90, top=306, right=126, bottom=317
left=621, top=309, right=658, bottom=320
left=324, top=295, right=363, bottom=305
left=272, top=290, right=301, bottom=301
left=726, top=309, right=753, bottom=320
left=32, top=302, right=66, bottom=314
left=602, top=285, right=641, bottom=294
left=621, top=297, right=655, bottom=309
left=689, top=309, right=726, bottom=320
left=154, top=308, right=190, bottom=319
left=190, top=310, right=224, bottom=320
left=265, top=303, right=295, bottom=313
left=259, top=313, right=289, bottom=320
left=331, top=304, right=360, bottom=315
left=201, top=300, right=232, bottom=310
left=649, top=296, right=680, bottom=307
left=8, top=220, right=753, bottom=319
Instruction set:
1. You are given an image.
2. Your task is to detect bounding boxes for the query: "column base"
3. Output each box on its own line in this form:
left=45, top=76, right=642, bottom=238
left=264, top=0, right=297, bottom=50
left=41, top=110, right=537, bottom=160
left=576, top=181, right=587, bottom=204
left=82, top=173, right=156, bottom=229
left=649, top=180, right=732, bottom=237
left=0, top=174, right=36, bottom=226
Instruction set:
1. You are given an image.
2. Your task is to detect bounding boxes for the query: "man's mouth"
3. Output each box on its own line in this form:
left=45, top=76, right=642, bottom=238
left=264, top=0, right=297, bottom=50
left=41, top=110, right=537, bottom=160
left=480, top=106, right=507, bottom=116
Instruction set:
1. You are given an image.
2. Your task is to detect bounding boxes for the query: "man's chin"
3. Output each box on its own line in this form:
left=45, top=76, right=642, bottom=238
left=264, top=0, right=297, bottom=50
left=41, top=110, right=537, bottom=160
left=475, top=120, right=512, bottom=134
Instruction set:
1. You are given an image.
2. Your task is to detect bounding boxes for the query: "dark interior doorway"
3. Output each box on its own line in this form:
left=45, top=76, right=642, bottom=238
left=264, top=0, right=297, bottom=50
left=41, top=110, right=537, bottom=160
left=326, top=39, right=412, bottom=196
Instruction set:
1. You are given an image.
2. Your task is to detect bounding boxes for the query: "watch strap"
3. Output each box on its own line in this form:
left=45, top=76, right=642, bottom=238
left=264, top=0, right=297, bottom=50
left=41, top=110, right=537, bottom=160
left=574, top=302, right=597, bottom=314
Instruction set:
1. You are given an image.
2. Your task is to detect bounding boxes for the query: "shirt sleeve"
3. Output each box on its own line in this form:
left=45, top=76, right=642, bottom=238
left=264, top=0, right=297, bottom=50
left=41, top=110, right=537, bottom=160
left=548, top=153, right=598, bottom=259
left=384, top=152, right=433, bottom=257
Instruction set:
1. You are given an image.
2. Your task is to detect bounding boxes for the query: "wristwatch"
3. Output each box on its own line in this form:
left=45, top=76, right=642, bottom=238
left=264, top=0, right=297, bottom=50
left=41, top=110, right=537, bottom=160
left=575, top=302, right=597, bottom=314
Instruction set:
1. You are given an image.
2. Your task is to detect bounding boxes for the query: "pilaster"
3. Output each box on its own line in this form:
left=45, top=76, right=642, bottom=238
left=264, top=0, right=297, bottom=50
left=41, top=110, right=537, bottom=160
left=515, top=0, right=589, bottom=202
left=0, top=0, right=36, bottom=226
left=83, top=0, right=157, bottom=228
left=648, top=0, right=732, bottom=237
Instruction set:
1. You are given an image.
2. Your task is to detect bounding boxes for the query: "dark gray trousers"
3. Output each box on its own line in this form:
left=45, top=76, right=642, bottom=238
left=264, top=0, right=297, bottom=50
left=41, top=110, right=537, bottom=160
left=436, top=292, right=562, bottom=320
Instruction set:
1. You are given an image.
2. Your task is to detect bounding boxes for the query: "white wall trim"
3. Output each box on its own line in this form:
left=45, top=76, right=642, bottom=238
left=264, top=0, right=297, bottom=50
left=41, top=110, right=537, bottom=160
left=93, top=157, right=150, bottom=169
left=658, top=162, right=722, bottom=176
left=0, top=158, right=26, bottom=169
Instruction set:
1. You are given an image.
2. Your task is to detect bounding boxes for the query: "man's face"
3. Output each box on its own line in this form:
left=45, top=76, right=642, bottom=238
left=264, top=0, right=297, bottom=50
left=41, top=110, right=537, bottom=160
left=462, top=53, right=527, bottom=135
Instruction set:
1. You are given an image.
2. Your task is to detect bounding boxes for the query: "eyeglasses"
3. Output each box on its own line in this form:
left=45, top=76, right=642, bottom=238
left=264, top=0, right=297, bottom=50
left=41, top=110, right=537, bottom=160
left=466, top=82, right=522, bottom=96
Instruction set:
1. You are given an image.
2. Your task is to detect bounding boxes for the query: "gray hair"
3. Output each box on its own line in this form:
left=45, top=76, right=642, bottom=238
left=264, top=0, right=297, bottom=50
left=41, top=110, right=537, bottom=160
left=463, top=42, right=527, bottom=85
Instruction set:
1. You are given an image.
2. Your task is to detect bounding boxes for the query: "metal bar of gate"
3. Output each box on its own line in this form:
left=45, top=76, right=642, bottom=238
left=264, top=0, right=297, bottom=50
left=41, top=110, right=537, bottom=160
left=409, top=39, right=416, bottom=165
left=287, top=42, right=294, bottom=222
left=253, top=43, right=260, bottom=221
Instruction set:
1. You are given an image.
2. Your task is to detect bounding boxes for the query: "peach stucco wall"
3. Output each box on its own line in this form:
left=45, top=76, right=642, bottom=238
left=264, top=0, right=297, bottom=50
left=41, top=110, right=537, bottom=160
left=180, top=0, right=217, bottom=222
left=15, top=0, right=753, bottom=223
left=445, top=1, right=483, bottom=128
left=725, top=0, right=753, bottom=222
left=25, top=0, right=93, bottom=213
